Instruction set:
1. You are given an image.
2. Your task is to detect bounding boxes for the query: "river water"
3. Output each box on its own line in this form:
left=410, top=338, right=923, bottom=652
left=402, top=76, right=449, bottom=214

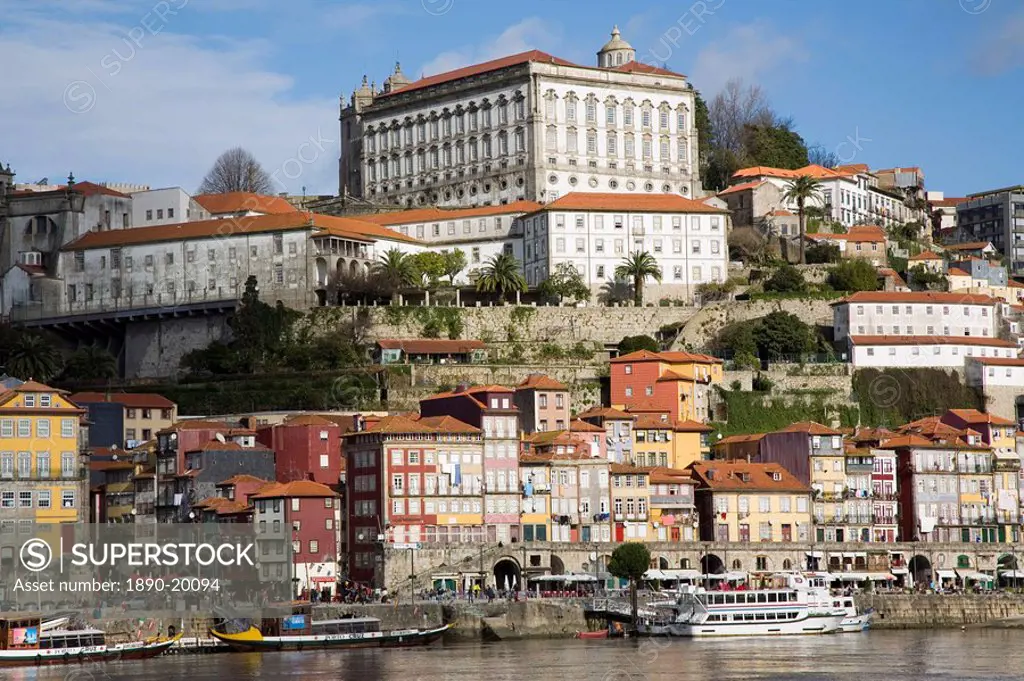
left=9, top=630, right=1024, bottom=681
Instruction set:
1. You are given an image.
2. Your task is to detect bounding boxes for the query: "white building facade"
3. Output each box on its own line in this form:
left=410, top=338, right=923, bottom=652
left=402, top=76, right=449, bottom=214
left=130, top=187, right=210, bottom=227
left=518, top=192, right=729, bottom=300
left=833, top=292, right=1000, bottom=345
left=340, top=28, right=700, bottom=209
left=848, top=337, right=1018, bottom=369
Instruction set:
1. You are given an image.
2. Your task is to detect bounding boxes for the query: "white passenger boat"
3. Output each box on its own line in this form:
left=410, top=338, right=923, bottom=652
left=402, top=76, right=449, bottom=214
left=831, top=596, right=873, bottom=632
left=664, top=574, right=845, bottom=638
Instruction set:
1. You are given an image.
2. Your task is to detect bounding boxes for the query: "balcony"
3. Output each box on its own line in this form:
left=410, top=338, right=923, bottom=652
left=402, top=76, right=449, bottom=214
left=105, top=482, right=133, bottom=495
left=649, top=495, right=693, bottom=506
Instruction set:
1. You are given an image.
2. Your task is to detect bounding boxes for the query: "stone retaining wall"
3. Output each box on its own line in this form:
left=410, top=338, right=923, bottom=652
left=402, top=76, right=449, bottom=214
left=857, top=593, right=1024, bottom=629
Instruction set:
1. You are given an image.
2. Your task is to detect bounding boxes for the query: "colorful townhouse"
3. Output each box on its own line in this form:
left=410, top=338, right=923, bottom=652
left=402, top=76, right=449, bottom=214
left=0, top=378, right=87, bottom=543
left=689, top=461, right=812, bottom=543
left=648, top=468, right=699, bottom=541
left=514, top=374, right=570, bottom=434
left=848, top=428, right=901, bottom=543
left=343, top=413, right=486, bottom=587
left=419, top=385, right=521, bottom=543
left=256, top=414, right=345, bottom=486
left=252, top=480, right=342, bottom=597
left=609, top=350, right=724, bottom=423
left=577, top=406, right=634, bottom=463
left=569, top=419, right=608, bottom=460
left=629, top=411, right=711, bottom=469
left=609, top=463, right=651, bottom=541
left=69, top=391, right=177, bottom=448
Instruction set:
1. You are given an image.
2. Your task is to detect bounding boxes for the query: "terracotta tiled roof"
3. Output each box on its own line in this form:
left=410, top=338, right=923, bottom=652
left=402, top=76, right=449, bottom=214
left=608, top=61, right=685, bottom=77
left=944, top=241, right=994, bottom=251
left=516, top=373, right=568, bottom=391
left=376, top=339, right=487, bottom=354
left=576, top=406, right=633, bottom=420
left=280, top=414, right=338, bottom=427
left=967, top=356, right=1024, bottom=367
left=835, top=164, right=870, bottom=174
left=531, top=192, right=727, bottom=215
left=609, top=463, right=651, bottom=475
left=569, top=418, right=604, bottom=433
left=421, top=384, right=515, bottom=402
left=688, top=461, right=809, bottom=492
left=90, top=460, right=134, bottom=472
left=931, top=197, right=967, bottom=208
left=252, top=480, right=337, bottom=499
left=1010, top=280, right=1024, bottom=288
left=715, top=433, right=766, bottom=445
left=880, top=434, right=941, bottom=449
left=611, top=349, right=722, bottom=364
left=947, top=267, right=971, bottom=277
left=216, top=474, right=271, bottom=487
left=70, top=391, right=176, bottom=409
left=648, top=467, right=696, bottom=485
left=850, top=335, right=1017, bottom=348
left=412, top=415, right=481, bottom=433
left=805, top=225, right=886, bottom=243
left=836, top=291, right=998, bottom=305
left=382, top=50, right=576, bottom=98
left=357, top=200, right=541, bottom=226
left=766, top=209, right=794, bottom=216
left=716, top=180, right=766, bottom=196
left=70, top=181, right=130, bottom=198
left=731, top=164, right=854, bottom=181
left=780, top=421, right=842, bottom=436
left=194, top=192, right=298, bottom=216
left=877, top=268, right=908, bottom=288
left=214, top=500, right=252, bottom=515
left=62, top=212, right=421, bottom=251
left=675, top=419, right=714, bottom=433
left=945, top=409, right=1016, bottom=426
left=621, top=399, right=670, bottom=414
left=2, top=379, right=65, bottom=394
left=909, top=250, right=943, bottom=261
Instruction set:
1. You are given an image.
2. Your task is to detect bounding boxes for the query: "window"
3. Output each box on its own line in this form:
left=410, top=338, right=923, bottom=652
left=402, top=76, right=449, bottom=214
left=36, top=418, right=49, bottom=438
left=37, top=490, right=50, bottom=509
left=36, top=452, right=49, bottom=478
left=62, top=490, right=76, bottom=508
left=61, top=418, right=75, bottom=438
left=61, top=452, right=76, bottom=478
left=17, top=419, right=30, bottom=438
left=18, top=491, right=31, bottom=508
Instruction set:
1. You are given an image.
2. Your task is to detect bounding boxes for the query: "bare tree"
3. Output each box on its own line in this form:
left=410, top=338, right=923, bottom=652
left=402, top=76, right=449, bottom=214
left=807, top=144, right=840, bottom=168
left=198, top=147, right=273, bottom=194
left=709, top=78, right=775, bottom=155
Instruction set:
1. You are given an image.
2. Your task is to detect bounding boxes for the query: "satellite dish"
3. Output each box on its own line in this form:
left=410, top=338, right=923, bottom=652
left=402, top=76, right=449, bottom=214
left=215, top=433, right=226, bottom=443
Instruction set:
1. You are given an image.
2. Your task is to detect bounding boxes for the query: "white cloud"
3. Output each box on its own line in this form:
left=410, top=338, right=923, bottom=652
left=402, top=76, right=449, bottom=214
left=970, top=10, right=1024, bottom=75
left=0, top=9, right=339, bottom=194
left=418, top=18, right=560, bottom=77
left=689, top=22, right=807, bottom=95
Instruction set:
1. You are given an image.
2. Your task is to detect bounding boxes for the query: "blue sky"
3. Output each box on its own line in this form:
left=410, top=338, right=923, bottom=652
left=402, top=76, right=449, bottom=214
left=2, top=0, right=1021, bottom=197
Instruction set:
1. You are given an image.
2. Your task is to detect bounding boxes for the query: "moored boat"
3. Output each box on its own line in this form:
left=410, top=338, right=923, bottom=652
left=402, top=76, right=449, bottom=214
left=209, top=604, right=448, bottom=652
left=832, top=596, right=873, bottom=632
left=0, top=614, right=181, bottom=667
left=574, top=629, right=609, bottom=639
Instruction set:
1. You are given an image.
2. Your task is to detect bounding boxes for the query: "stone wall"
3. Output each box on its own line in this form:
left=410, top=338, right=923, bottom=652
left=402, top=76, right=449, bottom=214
left=124, top=315, right=231, bottom=379
left=978, top=384, right=1021, bottom=422
left=675, top=298, right=837, bottom=352
left=858, top=593, right=1024, bottom=629
left=723, top=364, right=853, bottom=395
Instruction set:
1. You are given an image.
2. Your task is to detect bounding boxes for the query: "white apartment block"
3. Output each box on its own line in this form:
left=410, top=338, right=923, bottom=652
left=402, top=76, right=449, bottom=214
left=518, top=192, right=728, bottom=299
left=358, top=201, right=539, bottom=282
left=58, top=213, right=422, bottom=314
left=848, top=336, right=1019, bottom=368
left=340, top=28, right=700, bottom=209
left=966, top=357, right=1024, bottom=388
left=833, top=292, right=1000, bottom=345
left=131, top=187, right=210, bottom=227
left=726, top=164, right=921, bottom=230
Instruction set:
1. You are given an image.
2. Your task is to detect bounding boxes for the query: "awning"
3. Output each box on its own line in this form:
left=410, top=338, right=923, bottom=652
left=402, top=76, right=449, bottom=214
left=891, top=567, right=909, bottom=575
left=644, top=569, right=700, bottom=580
left=703, top=572, right=747, bottom=581
left=868, top=573, right=896, bottom=581
left=835, top=572, right=869, bottom=581
left=805, top=551, right=824, bottom=558
left=956, top=569, right=994, bottom=583
left=1000, top=570, right=1024, bottom=579
left=530, top=574, right=598, bottom=583
left=936, top=569, right=956, bottom=580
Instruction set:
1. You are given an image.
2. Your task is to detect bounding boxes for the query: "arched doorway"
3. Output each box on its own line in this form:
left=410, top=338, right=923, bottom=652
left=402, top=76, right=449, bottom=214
left=658, top=557, right=669, bottom=570
left=701, top=554, right=725, bottom=575
left=998, top=554, right=1018, bottom=571
left=349, top=260, right=359, bottom=277
left=550, top=555, right=565, bottom=576
left=315, top=257, right=328, bottom=286
left=493, top=558, right=521, bottom=592
left=909, top=555, right=932, bottom=586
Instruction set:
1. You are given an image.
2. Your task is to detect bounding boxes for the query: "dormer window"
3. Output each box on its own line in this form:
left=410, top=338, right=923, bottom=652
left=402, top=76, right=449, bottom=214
left=772, top=472, right=782, bottom=481
left=19, top=252, right=42, bottom=267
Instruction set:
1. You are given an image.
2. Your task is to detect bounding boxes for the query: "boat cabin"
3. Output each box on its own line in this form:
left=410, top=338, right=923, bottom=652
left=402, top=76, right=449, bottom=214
left=38, top=629, right=106, bottom=650
left=699, top=590, right=799, bottom=607
left=310, top=618, right=382, bottom=636
left=257, top=604, right=383, bottom=638
left=0, top=615, right=41, bottom=651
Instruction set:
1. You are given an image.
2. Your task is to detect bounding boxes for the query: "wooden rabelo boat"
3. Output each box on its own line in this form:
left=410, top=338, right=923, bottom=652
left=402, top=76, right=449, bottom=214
left=209, top=603, right=448, bottom=652
left=0, top=613, right=181, bottom=667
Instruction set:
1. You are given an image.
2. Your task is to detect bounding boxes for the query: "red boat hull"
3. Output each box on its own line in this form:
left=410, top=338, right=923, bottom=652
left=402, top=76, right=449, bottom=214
left=575, top=630, right=609, bottom=639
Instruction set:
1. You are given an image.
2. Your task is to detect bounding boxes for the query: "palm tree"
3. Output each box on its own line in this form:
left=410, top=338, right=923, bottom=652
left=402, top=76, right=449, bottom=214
left=371, top=248, right=419, bottom=295
left=615, top=251, right=662, bottom=306
left=474, top=253, right=526, bottom=302
left=62, top=346, right=118, bottom=381
left=782, top=175, right=823, bottom=264
left=2, top=332, right=63, bottom=382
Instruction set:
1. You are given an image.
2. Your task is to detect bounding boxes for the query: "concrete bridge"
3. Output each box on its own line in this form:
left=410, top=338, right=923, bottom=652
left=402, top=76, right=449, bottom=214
left=381, top=540, right=1023, bottom=595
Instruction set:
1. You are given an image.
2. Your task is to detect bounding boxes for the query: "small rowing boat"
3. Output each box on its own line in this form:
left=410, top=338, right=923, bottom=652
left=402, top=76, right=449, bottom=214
left=574, top=629, right=609, bottom=639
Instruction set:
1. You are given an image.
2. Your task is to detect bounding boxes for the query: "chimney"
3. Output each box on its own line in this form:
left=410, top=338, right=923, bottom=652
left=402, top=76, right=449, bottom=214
left=455, top=383, right=470, bottom=393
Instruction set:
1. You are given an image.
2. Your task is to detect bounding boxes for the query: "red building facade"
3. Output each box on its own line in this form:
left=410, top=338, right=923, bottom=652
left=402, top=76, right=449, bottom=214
left=257, top=415, right=344, bottom=485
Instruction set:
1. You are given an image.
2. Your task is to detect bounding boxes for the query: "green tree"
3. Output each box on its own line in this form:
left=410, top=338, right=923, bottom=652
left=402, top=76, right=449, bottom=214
left=442, top=249, right=468, bottom=286
left=62, top=346, right=117, bottom=381
left=753, top=311, right=816, bottom=360
left=617, top=335, right=660, bottom=355
left=615, top=251, right=662, bottom=306
left=229, top=276, right=300, bottom=373
left=373, top=248, right=419, bottom=292
left=0, top=332, right=63, bottom=382
left=742, top=123, right=809, bottom=169
left=409, top=251, right=446, bottom=289
left=474, top=253, right=526, bottom=301
left=694, top=91, right=714, bottom=189
left=763, top=263, right=805, bottom=293
left=537, top=263, right=590, bottom=304
left=782, top=175, right=824, bottom=264
left=908, top=264, right=947, bottom=291
left=711, top=323, right=757, bottom=357
left=608, top=542, right=651, bottom=627
left=805, top=242, right=841, bottom=264
left=827, top=259, right=880, bottom=292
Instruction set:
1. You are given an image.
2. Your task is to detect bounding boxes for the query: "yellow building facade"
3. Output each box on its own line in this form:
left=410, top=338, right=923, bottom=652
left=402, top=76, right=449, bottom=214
left=0, top=380, right=87, bottom=539
left=630, top=413, right=712, bottom=470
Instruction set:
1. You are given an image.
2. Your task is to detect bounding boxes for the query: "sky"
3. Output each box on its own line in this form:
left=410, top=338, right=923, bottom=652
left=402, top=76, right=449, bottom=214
left=2, top=0, right=1021, bottom=197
